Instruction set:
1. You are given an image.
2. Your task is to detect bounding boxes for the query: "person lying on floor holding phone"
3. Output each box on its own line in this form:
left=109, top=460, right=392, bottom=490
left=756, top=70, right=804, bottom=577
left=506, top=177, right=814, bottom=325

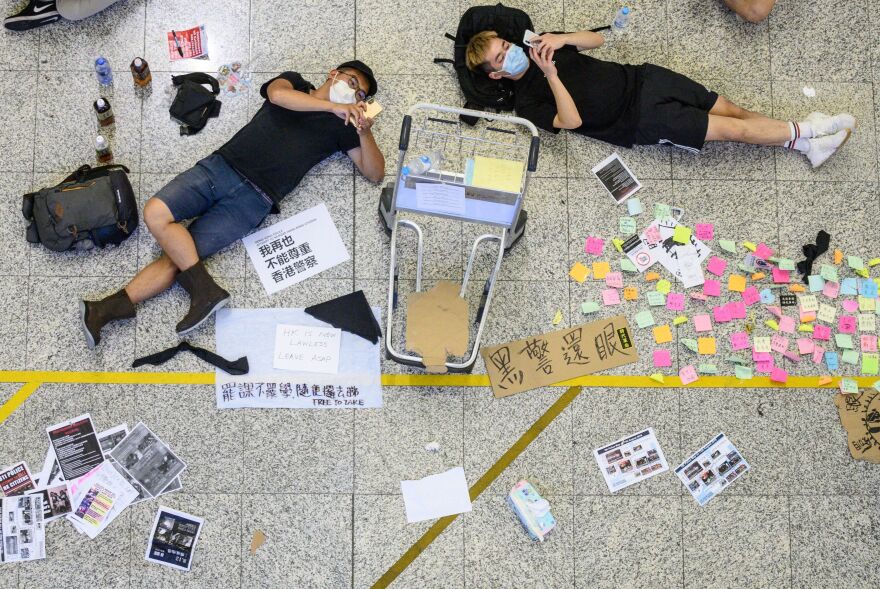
left=79, top=61, right=385, bottom=349
left=465, top=29, right=854, bottom=168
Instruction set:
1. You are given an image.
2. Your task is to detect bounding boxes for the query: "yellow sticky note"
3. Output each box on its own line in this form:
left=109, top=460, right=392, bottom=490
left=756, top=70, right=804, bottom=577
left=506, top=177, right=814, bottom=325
left=728, top=275, right=747, bottom=292
left=751, top=272, right=765, bottom=281
left=470, top=156, right=524, bottom=193
left=834, top=249, right=843, bottom=264
left=673, top=315, right=688, bottom=326
left=673, top=225, right=692, bottom=244
left=656, top=279, right=672, bottom=294
left=645, top=272, right=660, bottom=282
left=788, top=284, right=805, bottom=293
left=623, top=286, right=639, bottom=301
left=868, top=258, right=880, bottom=267
left=856, top=268, right=870, bottom=278
left=697, top=337, right=717, bottom=355
left=650, top=373, right=665, bottom=383
left=568, top=262, right=590, bottom=283
left=552, top=310, right=563, bottom=325
left=653, top=324, right=673, bottom=344
left=612, top=238, right=624, bottom=253
left=818, top=375, right=833, bottom=386
left=798, top=324, right=814, bottom=333
left=743, top=241, right=756, bottom=252
left=592, top=262, right=610, bottom=280
left=765, top=319, right=779, bottom=331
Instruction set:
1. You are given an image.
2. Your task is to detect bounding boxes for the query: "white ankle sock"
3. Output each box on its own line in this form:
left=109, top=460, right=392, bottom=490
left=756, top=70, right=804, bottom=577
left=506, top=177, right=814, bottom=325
left=784, top=122, right=814, bottom=151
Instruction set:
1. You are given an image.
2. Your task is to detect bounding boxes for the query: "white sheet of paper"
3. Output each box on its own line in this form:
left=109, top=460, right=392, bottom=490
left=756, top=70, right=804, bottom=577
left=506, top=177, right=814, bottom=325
left=591, top=152, right=642, bottom=204
left=244, top=203, right=350, bottom=296
left=415, top=182, right=466, bottom=216
left=400, top=467, right=472, bottom=523
left=273, top=324, right=341, bottom=374
left=640, top=218, right=711, bottom=283
left=594, top=428, right=670, bottom=493
left=677, top=249, right=705, bottom=288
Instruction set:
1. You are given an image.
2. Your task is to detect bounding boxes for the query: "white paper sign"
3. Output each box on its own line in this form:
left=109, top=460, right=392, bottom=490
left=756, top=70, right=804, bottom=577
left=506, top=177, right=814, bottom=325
left=675, top=432, right=750, bottom=506
left=273, top=324, right=341, bottom=374
left=591, top=152, right=642, bottom=203
left=593, top=428, right=669, bottom=493
left=243, top=203, right=350, bottom=295
left=415, top=182, right=466, bottom=216
left=401, top=467, right=472, bottom=523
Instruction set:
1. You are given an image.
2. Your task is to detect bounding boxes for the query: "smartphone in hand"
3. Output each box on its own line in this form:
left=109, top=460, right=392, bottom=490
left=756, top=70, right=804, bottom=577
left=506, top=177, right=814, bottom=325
left=349, top=99, right=383, bottom=128
left=523, top=30, right=539, bottom=47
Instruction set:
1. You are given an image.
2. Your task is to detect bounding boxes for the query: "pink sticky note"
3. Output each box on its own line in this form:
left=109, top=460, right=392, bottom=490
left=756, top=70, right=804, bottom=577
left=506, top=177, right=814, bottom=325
left=602, top=288, right=621, bottom=306
left=753, top=351, right=773, bottom=363
left=754, top=243, right=773, bottom=260
left=644, top=225, right=661, bottom=245
left=813, top=325, right=831, bottom=341
left=713, top=306, right=732, bottom=323
left=770, top=367, right=788, bottom=383
left=772, top=268, right=790, bottom=284
left=838, top=315, right=856, bottom=334
left=756, top=360, right=775, bottom=373
left=679, top=365, right=698, bottom=385
left=823, top=280, right=840, bottom=299
left=741, top=287, right=761, bottom=306
left=778, top=316, right=795, bottom=333
left=771, top=334, right=790, bottom=354
left=728, top=301, right=747, bottom=320
left=605, top=271, right=623, bottom=289
left=693, top=314, right=712, bottom=332
left=812, top=345, right=825, bottom=364
left=766, top=305, right=783, bottom=319
left=666, top=293, right=685, bottom=312
left=730, top=332, right=750, bottom=351
left=653, top=349, right=672, bottom=367
left=703, top=280, right=721, bottom=297
left=782, top=350, right=800, bottom=363
left=695, top=223, right=714, bottom=241
left=861, top=335, right=878, bottom=353
left=706, top=257, right=727, bottom=276
left=797, top=338, right=814, bottom=354
left=690, top=292, right=709, bottom=302
left=585, top=237, right=604, bottom=255
left=842, top=299, right=860, bottom=313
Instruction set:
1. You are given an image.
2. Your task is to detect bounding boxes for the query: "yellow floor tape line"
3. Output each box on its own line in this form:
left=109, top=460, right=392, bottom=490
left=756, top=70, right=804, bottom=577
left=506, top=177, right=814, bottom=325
left=371, top=385, right=584, bottom=589
left=0, top=382, right=42, bottom=424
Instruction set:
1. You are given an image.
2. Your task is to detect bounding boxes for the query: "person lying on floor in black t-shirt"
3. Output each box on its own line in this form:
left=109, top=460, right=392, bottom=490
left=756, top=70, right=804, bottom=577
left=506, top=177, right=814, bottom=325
left=78, top=61, right=385, bottom=349
left=465, top=30, right=854, bottom=169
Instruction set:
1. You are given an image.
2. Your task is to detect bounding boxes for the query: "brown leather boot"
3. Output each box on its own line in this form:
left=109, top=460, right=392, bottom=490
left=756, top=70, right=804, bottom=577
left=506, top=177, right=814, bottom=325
left=79, top=289, right=136, bottom=349
left=175, top=261, right=230, bottom=335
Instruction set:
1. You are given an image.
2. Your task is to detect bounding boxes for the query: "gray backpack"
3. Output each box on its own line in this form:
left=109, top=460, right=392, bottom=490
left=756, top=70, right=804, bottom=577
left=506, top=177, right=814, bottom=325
left=22, top=164, right=138, bottom=252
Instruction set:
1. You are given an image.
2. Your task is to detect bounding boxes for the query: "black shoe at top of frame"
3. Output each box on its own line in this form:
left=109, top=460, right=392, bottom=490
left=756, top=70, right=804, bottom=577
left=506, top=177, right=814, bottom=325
left=4, top=0, right=61, bottom=32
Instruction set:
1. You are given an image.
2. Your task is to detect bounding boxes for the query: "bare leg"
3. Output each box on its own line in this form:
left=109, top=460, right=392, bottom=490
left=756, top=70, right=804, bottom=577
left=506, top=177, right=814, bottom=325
left=124, top=254, right=178, bottom=304
left=722, top=0, right=776, bottom=23
left=709, top=95, right=766, bottom=120
left=143, top=197, right=200, bottom=272
left=705, top=114, right=790, bottom=146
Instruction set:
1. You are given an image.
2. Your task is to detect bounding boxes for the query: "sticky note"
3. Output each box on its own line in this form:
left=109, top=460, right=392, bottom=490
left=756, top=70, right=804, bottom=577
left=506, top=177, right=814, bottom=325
left=728, top=275, right=747, bottom=292
left=771, top=334, right=790, bottom=354
left=772, top=268, right=790, bottom=284
left=797, top=338, right=814, bottom=354
left=838, top=315, right=857, bottom=334
left=753, top=336, right=771, bottom=353
left=822, top=280, right=840, bottom=299
left=834, top=249, right=844, bottom=265
left=619, top=216, right=637, bottom=236
left=812, top=345, right=825, bottom=364
left=620, top=258, right=638, bottom=273
left=729, top=332, right=750, bottom=351
left=697, top=337, right=716, bottom=355
left=647, top=291, right=666, bottom=307
left=634, top=310, right=655, bottom=328
left=581, top=301, right=600, bottom=314
left=703, top=280, right=721, bottom=297
left=695, top=223, right=714, bottom=241
left=681, top=338, right=699, bottom=353
left=626, top=197, right=643, bottom=216
left=848, top=256, right=865, bottom=270
left=855, top=268, right=870, bottom=278
left=808, top=275, right=825, bottom=292
left=770, top=367, right=788, bottom=383
left=799, top=323, right=814, bottom=333
left=602, top=288, right=621, bottom=306
left=860, top=296, right=877, bottom=312
left=650, top=373, right=665, bottom=383
left=623, top=286, right=639, bottom=301
left=673, top=315, right=689, bottom=326
left=842, top=299, right=860, bottom=313
left=612, top=238, right=624, bottom=253
left=654, top=203, right=671, bottom=219
left=859, top=314, right=876, bottom=332
left=825, top=351, right=840, bottom=370
left=656, top=280, right=672, bottom=295
left=752, top=243, right=772, bottom=260
left=727, top=356, right=747, bottom=365
left=698, top=364, right=718, bottom=375
left=653, top=349, right=672, bottom=367
left=841, top=278, right=859, bottom=296
left=817, top=304, right=836, bottom=323
left=861, top=335, right=877, bottom=353
left=839, top=378, right=858, bottom=394
left=693, top=314, right=712, bottom=332
left=743, top=241, right=757, bottom=252
left=842, top=350, right=859, bottom=365
left=728, top=301, right=747, bottom=319
left=813, top=324, right=831, bottom=340
left=777, top=258, right=795, bottom=271
left=871, top=258, right=880, bottom=268
left=788, top=284, right=805, bottom=293
left=778, top=316, right=795, bottom=333
left=569, top=262, right=590, bottom=283
left=860, top=281, right=878, bottom=299
left=679, top=365, right=699, bottom=385
left=734, top=365, right=753, bottom=380
left=820, top=264, right=838, bottom=282
left=835, top=333, right=854, bottom=349
left=653, top=324, right=673, bottom=344
left=592, top=262, right=610, bottom=279
left=645, top=271, right=660, bottom=282
left=863, top=353, right=879, bottom=375
left=605, top=271, right=623, bottom=289
left=765, top=319, right=780, bottom=331
left=799, top=295, right=818, bottom=313
left=719, top=239, right=737, bottom=254
left=818, top=375, right=833, bottom=386
left=585, top=237, right=604, bottom=255
left=644, top=225, right=662, bottom=245
left=672, top=225, right=692, bottom=244
left=741, top=287, right=761, bottom=306
left=665, top=292, right=685, bottom=312
left=706, top=257, right=727, bottom=276
left=752, top=272, right=766, bottom=281
left=713, top=305, right=732, bottom=323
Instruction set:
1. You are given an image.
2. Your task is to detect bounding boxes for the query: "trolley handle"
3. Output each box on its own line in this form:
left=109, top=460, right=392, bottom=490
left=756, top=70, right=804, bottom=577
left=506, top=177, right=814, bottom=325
left=527, top=136, right=540, bottom=172
left=399, top=115, right=412, bottom=151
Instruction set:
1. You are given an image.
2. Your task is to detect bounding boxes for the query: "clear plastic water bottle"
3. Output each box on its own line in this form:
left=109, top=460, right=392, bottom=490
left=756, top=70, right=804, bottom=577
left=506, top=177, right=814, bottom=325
left=401, top=150, right=442, bottom=177
left=94, top=57, right=113, bottom=86
left=612, top=6, right=631, bottom=32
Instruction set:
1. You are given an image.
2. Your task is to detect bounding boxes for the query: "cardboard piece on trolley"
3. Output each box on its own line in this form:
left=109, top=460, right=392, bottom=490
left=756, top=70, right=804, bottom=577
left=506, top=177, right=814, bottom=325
left=834, top=391, right=880, bottom=463
left=405, top=281, right=469, bottom=373
left=481, top=315, right=639, bottom=398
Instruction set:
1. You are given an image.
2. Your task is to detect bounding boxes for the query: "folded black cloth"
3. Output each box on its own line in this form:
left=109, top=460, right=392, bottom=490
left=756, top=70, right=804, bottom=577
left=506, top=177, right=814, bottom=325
left=796, top=230, right=831, bottom=283
left=305, top=290, right=382, bottom=344
left=133, top=342, right=249, bottom=375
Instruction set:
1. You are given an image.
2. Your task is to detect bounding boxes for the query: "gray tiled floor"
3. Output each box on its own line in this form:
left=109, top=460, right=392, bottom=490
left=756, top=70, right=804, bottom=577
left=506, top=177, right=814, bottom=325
left=1, top=0, right=879, bottom=587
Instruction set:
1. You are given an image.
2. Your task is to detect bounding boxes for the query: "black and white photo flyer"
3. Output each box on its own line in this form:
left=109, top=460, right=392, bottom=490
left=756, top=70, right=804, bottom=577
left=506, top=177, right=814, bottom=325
left=591, top=152, right=642, bottom=204
left=45, top=414, right=104, bottom=481
left=99, top=424, right=181, bottom=504
left=109, top=423, right=187, bottom=499
left=145, top=506, right=203, bottom=571
left=676, top=433, right=750, bottom=506
left=1, top=494, right=46, bottom=563
left=593, top=428, right=669, bottom=492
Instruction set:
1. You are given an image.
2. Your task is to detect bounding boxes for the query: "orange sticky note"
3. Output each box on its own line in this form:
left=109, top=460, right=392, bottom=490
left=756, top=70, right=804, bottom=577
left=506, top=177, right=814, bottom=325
left=653, top=324, right=673, bottom=344
left=623, top=286, right=638, bottom=301
left=751, top=272, right=765, bottom=281
left=834, top=249, right=843, bottom=264
left=645, top=272, right=660, bottom=282
left=592, top=261, right=610, bottom=280
left=788, top=284, right=805, bottom=293
left=728, top=275, right=747, bottom=292
left=569, top=262, right=590, bottom=283
left=818, top=375, right=833, bottom=386
left=697, top=337, right=717, bottom=355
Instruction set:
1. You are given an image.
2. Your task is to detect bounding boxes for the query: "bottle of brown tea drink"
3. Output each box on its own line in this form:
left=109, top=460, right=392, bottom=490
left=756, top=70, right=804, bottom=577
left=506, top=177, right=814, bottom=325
left=95, top=135, right=113, bottom=163
left=130, top=57, right=152, bottom=87
left=93, top=97, right=115, bottom=127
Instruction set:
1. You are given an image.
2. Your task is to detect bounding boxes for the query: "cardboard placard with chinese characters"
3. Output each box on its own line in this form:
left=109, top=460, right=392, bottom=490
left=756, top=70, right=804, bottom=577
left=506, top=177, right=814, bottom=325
left=834, top=391, right=880, bottom=463
left=481, top=315, right=638, bottom=398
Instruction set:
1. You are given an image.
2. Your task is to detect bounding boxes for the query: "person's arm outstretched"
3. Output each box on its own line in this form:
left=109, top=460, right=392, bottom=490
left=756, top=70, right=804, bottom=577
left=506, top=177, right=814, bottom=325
left=347, top=117, right=385, bottom=183
left=531, top=31, right=604, bottom=52
left=530, top=45, right=582, bottom=130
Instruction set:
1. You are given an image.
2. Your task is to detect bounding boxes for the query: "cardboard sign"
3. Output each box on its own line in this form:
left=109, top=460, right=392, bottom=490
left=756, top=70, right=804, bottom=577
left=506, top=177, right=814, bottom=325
left=834, top=391, right=880, bottom=463
left=481, top=315, right=638, bottom=398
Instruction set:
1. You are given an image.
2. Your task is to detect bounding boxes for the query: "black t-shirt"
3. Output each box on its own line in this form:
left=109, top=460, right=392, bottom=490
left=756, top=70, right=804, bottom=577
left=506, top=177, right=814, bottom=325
left=216, top=72, right=361, bottom=208
left=513, top=48, right=643, bottom=147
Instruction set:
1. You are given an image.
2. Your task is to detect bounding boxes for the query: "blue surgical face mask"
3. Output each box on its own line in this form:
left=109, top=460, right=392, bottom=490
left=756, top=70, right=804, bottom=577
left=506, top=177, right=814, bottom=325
left=499, top=44, right=528, bottom=76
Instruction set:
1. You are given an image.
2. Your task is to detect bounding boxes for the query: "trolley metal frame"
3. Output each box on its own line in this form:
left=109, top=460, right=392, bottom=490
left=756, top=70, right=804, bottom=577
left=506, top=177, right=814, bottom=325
left=380, top=103, right=540, bottom=373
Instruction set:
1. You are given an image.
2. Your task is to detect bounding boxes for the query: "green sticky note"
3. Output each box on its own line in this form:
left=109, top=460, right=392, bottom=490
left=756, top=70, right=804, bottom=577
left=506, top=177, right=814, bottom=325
left=840, top=378, right=859, bottom=394
left=681, top=338, right=699, bottom=352
left=656, top=279, right=672, bottom=294
left=673, top=225, right=692, bottom=244
left=634, top=310, right=655, bottom=328
left=620, top=258, right=638, bottom=272
left=776, top=258, right=795, bottom=271
left=655, top=203, right=671, bottom=219
left=727, top=356, right=748, bottom=365
left=735, top=365, right=753, bottom=380
left=873, top=380, right=880, bottom=393
left=581, top=301, right=600, bottom=314
left=862, top=353, right=879, bottom=375
left=719, top=239, right=737, bottom=254
left=698, top=363, right=718, bottom=375
left=646, top=291, right=666, bottom=306
left=820, top=264, right=839, bottom=282
left=619, top=216, right=637, bottom=236
left=841, top=350, right=859, bottom=365
left=835, top=333, right=854, bottom=349
left=848, top=256, right=865, bottom=270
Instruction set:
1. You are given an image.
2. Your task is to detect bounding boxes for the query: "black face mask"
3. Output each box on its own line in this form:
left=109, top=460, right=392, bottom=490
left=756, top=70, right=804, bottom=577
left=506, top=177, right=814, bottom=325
left=133, top=342, right=248, bottom=375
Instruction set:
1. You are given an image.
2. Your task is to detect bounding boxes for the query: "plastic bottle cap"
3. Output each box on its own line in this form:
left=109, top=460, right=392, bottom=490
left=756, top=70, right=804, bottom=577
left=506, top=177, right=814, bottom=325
left=96, top=98, right=105, bottom=107
left=96, top=58, right=106, bottom=65
left=96, top=136, right=107, bottom=147
left=419, top=155, right=430, bottom=163
left=134, top=58, right=143, bottom=67
left=622, top=7, right=630, bottom=14
left=401, top=166, right=411, bottom=176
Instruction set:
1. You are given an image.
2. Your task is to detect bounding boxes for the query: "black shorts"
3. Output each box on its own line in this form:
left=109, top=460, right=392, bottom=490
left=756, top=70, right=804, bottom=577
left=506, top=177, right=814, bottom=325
left=634, top=64, right=719, bottom=152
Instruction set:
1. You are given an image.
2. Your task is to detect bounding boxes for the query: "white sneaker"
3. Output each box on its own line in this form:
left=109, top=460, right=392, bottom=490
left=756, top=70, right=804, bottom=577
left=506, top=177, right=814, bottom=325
left=806, top=128, right=851, bottom=168
left=805, top=112, right=856, bottom=137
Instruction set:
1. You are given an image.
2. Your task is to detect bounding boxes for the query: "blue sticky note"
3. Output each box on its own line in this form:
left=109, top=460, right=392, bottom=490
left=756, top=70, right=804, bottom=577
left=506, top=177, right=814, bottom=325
left=808, top=275, right=825, bottom=292
left=860, top=280, right=878, bottom=299
left=759, top=288, right=775, bottom=304
left=841, top=278, right=859, bottom=296
left=825, top=351, right=839, bottom=371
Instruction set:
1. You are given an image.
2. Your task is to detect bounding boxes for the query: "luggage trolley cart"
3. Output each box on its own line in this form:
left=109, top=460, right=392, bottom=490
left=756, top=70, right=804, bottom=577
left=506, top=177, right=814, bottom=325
left=379, top=102, right=540, bottom=373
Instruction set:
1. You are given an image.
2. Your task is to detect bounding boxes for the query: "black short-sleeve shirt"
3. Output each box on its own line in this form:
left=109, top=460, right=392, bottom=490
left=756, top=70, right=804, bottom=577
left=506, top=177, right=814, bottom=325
left=513, top=49, right=643, bottom=147
left=216, top=72, right=361, bottom=208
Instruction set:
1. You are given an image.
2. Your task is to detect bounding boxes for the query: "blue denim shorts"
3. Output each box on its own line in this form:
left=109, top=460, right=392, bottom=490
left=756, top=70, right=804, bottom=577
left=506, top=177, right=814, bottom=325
left=154, top=153, right=273, bottom=259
